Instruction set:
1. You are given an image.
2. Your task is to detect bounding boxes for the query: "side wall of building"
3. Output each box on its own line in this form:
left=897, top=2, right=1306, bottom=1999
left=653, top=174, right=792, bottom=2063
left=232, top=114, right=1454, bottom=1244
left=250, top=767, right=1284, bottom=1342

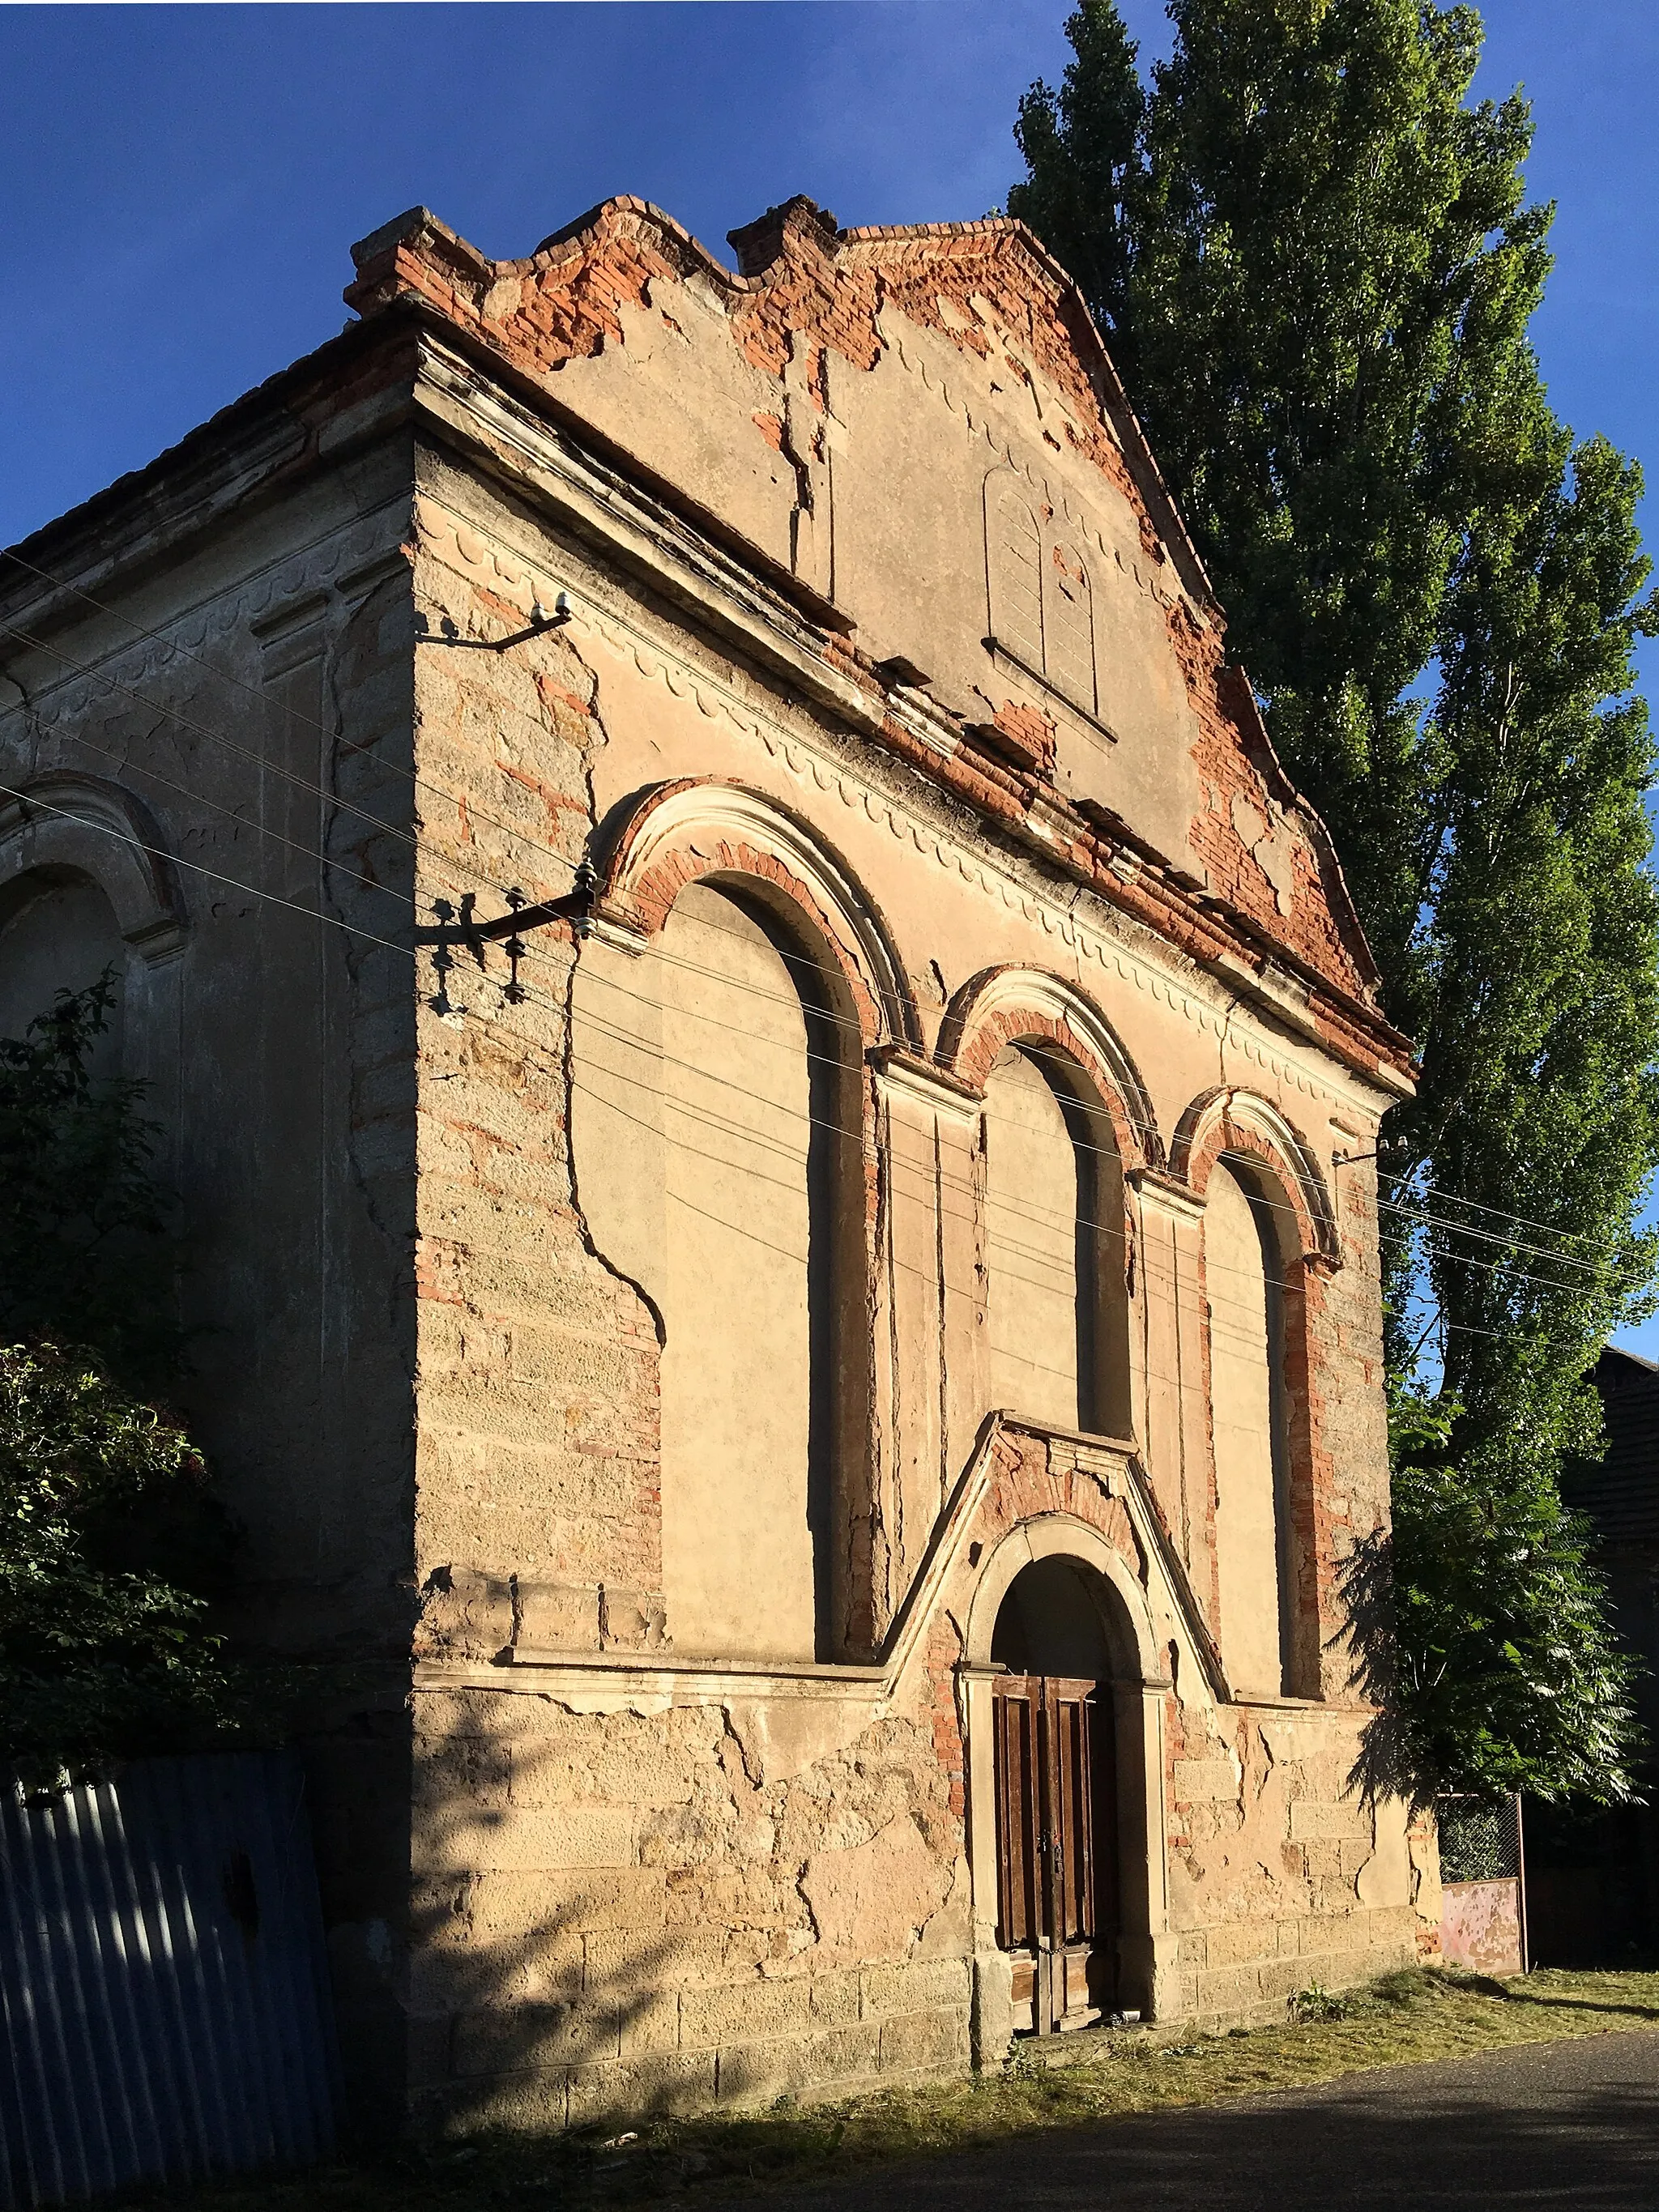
left=0, top=423, right=429, bottom=2116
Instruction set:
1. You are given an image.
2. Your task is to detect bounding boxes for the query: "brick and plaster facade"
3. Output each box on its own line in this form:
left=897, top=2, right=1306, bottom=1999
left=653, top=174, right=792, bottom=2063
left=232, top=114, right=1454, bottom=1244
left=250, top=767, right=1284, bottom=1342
left=0, top=192, right=1432, bottom=2133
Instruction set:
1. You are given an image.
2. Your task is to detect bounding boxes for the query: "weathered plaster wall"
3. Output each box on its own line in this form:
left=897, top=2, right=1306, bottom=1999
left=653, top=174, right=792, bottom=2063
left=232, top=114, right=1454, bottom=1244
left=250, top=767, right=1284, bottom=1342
left=345, top=198, right=1382, bottom=1015
left=395, top=437, right=1422, bottom=2126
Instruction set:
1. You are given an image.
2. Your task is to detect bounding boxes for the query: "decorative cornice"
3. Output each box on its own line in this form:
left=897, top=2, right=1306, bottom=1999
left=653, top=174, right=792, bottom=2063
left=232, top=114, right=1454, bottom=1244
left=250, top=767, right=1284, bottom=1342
left=407, top=376, right=1412, bottom=1106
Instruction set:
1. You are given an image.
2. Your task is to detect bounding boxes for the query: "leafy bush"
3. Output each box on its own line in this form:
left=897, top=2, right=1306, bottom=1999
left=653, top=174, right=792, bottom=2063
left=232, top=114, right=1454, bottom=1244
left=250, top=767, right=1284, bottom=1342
left=0, top=977, right=261, bottom=1778
left=0, top=1340, right=249, bottom=1782
left=1389, top=1392, right=1644, bottom=1803
left=1290, top=1984, right=1351, bottom=2023
left=0, top=975, right=183, bottom=1388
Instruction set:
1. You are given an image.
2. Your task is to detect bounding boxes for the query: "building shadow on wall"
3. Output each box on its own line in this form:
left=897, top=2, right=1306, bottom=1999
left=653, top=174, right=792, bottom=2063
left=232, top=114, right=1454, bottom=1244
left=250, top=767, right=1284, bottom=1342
left=347, top=1715, right=709, bottom=2146
left=1332, top=1524, right=1423, bottom=1810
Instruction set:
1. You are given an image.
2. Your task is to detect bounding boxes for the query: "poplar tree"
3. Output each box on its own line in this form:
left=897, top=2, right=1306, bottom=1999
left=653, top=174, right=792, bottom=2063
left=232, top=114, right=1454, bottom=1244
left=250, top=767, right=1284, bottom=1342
left=1012, top=0, right=1659, bottom=1801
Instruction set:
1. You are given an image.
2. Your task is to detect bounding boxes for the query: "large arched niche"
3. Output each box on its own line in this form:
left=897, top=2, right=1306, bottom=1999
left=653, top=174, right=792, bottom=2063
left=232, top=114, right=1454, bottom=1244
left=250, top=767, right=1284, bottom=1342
left=0, top=871, right=129, bottom=1073
left=0, top=775, right=188, bottom=1083
left=941, top=970, right=1152, bottom=1445
left=571, top=782, right=894, bottom=1663
left=981, top=1042, right=1128, bottom=1438
left=1174, top=1089, right=1333, bottom=1699
left=937, top=965, right=1158, bottom=1169
left=656, top=874, right=864, bottom=1665
left=1171, top=1086, right=1337, bottom=1265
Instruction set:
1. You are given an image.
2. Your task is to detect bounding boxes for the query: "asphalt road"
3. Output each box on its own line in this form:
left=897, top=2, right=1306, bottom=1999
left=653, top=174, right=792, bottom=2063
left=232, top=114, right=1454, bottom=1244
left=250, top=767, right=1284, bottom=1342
left=733, top=2029, right=1659, bottom=2210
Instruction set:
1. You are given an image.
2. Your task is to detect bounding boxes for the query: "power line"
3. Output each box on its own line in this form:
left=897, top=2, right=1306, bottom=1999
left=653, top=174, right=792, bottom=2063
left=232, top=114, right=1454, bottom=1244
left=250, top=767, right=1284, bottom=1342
left=1379, top=1168, right=1639, bottom=1254
left=0, top=776, right=417, bottom=967
left=565, top=953, right=1651, bottom=1299
left=22, top=718, right=421, bottom=921
left=0, top=530, right=1382, bottom=1188
left=552, top=978, right=1636, bottom=1313
left=1378, top=1196, right=1631, bottom=1280
left=2, top=762, right=1636, bottom=1315
left=4, top=535, right=1649, bottom=1281
left=0, top=765, right=1597, bottom=1374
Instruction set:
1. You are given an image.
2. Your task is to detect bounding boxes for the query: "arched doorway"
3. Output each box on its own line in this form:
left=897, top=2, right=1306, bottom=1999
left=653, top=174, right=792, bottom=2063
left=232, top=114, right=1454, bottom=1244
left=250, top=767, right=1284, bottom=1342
left=989, top=1556, right=1120, bottom=2034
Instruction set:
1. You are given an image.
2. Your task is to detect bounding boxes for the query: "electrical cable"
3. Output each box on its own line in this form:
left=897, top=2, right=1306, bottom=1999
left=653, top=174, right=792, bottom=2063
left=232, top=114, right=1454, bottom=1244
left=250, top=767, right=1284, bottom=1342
left=5, top=539, right=1648, bottom=1286
left=0, top=775, right=418, bottom=967
left=4, top=753, right=1636, bottom=1319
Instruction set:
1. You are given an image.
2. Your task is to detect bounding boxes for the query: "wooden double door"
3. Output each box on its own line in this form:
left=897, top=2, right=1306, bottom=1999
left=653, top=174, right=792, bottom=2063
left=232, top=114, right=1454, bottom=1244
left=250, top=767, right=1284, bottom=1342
left=992, top=1673, right=1120, bottom=2033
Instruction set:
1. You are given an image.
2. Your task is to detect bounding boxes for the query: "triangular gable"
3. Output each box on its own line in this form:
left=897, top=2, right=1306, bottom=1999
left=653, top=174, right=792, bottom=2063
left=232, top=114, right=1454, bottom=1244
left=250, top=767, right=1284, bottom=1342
left=347, top=194, right=1390, bottom=1018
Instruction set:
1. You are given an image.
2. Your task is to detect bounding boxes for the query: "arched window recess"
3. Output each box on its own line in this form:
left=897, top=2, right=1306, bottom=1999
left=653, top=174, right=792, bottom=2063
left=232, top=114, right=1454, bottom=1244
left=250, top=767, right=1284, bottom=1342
left=942, top=970, right=1154, bottom=1448
left=1170, top=1088, right=1339, bottom=1271
left=0, top=773, right=189, bottom=963
left=564, top=780, right=903, bottom=1665
left=1175, top=1091, right=1333, bottom=1702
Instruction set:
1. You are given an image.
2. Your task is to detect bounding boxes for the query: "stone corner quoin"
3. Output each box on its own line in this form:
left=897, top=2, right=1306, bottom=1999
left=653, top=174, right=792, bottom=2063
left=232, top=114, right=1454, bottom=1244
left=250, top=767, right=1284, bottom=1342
left=0, top=186, right=1427, bottom=2135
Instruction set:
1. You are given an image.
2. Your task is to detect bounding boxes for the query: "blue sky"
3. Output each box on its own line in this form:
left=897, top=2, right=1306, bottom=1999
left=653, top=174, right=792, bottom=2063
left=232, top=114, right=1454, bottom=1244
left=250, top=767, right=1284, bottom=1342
left=3, top=0, right=1657, bottom=1345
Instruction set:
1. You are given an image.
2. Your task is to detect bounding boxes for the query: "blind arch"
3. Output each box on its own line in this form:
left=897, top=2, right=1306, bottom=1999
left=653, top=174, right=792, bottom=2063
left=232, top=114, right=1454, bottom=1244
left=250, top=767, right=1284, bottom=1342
left=1044, top=539, right=1095, bottom=713
left=0, top=870, right=128, bottom=1079
left=986, top=474, right=1044, bottom=673
left=983, top=1044, right=1128, bottom=1437
left=655, top=880, right=856, bottom=1661
left=1206, top=1161, right=1300, bottom=1697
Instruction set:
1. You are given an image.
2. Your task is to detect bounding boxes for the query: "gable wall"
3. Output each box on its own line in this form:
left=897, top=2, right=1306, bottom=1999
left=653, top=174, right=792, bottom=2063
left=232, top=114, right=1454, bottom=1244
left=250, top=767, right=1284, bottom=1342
left=0, top=198, right=1428, bottom=2138
left=345, top=202, right=1380, bottom=1015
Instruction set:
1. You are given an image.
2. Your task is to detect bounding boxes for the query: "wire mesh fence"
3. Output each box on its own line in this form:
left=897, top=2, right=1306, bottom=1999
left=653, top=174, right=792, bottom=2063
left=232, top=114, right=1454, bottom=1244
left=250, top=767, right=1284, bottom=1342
left=1437, top=1793, right=1523, bottom=1884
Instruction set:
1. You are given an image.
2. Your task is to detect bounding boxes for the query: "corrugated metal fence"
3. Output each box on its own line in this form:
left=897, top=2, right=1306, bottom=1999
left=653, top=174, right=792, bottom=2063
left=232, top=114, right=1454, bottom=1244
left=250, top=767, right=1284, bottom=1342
left=0, top=1751, right=339, bottom=2208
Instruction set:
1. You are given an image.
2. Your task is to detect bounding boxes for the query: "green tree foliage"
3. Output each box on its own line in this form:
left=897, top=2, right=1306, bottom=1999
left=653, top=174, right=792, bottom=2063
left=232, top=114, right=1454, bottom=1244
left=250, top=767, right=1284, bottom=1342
left=0, top=975, right=183, bottom=1390
left=0, top=978, right=246, bottom=1776
left=1388, top=1394, right=1641, bottom=1803
left=1013, top=0, right=1659, bottom=1800
left=0, top=1341, right=245, bottom=1784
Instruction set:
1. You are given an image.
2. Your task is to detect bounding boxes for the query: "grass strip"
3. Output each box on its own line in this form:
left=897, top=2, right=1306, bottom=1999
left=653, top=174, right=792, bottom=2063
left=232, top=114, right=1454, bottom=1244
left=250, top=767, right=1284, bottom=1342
left=113, top=1965, right=1659, bottom=2210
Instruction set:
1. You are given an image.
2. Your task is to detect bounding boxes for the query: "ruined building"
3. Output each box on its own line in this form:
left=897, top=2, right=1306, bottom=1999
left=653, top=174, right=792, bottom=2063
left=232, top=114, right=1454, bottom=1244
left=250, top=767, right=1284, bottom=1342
left=0, top=194, right=1432, bottom=2131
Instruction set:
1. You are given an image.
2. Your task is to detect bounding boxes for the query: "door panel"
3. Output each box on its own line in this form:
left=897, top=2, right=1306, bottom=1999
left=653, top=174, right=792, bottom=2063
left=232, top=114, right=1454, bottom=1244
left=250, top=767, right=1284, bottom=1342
left=993, top=1679, right=1041, bottom=1952
left=992, top=1673, right=1119, bottom=2032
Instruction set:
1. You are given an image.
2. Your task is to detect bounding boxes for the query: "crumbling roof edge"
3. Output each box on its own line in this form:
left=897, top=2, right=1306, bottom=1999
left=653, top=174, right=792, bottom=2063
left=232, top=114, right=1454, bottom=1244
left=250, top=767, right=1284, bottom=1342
left=346, top=194, right=1222, bottom=618
left=0, top=313, right=397, bottom=604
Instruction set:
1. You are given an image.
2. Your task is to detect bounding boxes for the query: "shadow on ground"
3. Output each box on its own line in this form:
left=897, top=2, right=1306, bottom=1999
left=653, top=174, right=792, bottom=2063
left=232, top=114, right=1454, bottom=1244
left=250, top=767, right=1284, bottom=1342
left=730, top=2029, right=1659, bottom=2212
